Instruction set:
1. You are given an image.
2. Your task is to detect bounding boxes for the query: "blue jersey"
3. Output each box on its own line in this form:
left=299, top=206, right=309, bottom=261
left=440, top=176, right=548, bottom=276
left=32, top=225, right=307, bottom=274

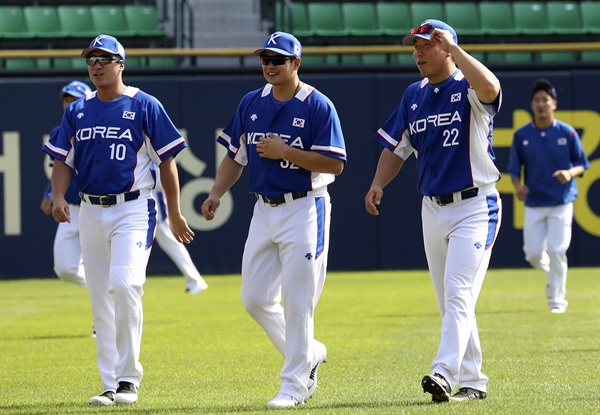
left=43, top=87, right=186, bottom=195
left=217, top=83, right=347, bottom=198
left=375, top=70, right=501, bottom=197
left=507, top=119, right=589, bottom=207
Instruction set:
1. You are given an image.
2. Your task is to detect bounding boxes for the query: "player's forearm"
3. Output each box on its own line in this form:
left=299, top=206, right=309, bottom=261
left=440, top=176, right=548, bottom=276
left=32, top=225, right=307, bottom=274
left=51, top=160, right=73, bottom=201
left=209, top=156, right=244, bottom=199
left=569, top=165, right=585, bottom=178
left=159, top=157, right=183, bottom=216
left=448, top=45, right=500, bottom=104
left=370, top=148, right=404, bottom=190
left=282, top=147, right=344, bottom=175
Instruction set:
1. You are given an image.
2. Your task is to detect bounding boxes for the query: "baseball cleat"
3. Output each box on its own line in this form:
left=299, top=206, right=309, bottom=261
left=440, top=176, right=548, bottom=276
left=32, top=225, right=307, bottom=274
left=422, top=373, right=451, bottom=403
left=89, top=390, right=115, bottom=405
left=306, top=341, right=327, bottom=400
left=550, top=307, right=565, bottom=314
left=186, top=281, right=208, bottom=294
left=115, top=381, right=138, bottom=404
left=450, top=387, right=487, bottom=401
left=266, top=392, right=303, bottom=408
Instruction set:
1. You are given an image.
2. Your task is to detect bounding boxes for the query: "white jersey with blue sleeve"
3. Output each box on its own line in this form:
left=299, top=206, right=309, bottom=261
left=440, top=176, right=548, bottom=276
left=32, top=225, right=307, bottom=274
left=375, top=70, right=501, bottom=197
left=507, top=119, right=590, bottom=207
left=217, top=83, right=347, bottom=198
left=43, top=87, right=186, bottom=195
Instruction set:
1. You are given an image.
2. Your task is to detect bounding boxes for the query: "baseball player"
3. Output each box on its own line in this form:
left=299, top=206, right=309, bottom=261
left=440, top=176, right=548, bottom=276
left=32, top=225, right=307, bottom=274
left=201, top=32, right=346, bottom=408
left=154, top=171, right=208, bottom=294
left=364, top=20, right=502, bottom=402
left=41, top=81, right=92, bottom=289
left=43, top=34, right=193, bottom=405
left=507, top=79, right=589, bottom=314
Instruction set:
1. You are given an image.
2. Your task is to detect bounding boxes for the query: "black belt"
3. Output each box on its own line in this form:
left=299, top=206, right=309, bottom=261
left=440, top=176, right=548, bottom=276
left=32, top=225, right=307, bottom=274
left=430, top=188, right=478, bottom=206
left=256, top=191, right=308, bottom=206
left=81, top=190, right=140, bottom=207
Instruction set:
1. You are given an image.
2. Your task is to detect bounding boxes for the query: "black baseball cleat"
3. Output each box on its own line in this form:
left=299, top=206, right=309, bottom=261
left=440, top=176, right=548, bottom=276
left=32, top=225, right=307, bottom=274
left=422, top=373, right=451, bottom=403
left=450, top=387, right=487, bottom=401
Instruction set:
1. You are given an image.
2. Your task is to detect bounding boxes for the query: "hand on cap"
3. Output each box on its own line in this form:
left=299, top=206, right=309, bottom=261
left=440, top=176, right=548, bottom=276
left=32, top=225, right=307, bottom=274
left=431, top=28, right=457, bottom=51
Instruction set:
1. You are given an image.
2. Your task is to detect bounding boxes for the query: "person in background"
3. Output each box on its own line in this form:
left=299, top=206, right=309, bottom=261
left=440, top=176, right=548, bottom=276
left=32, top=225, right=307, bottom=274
left=154, top=172, right=208, bottom=294
left=43, top=34, right=193, bottom=406
left=201, top=31, right=346, bottom=408
left=40, top=80, right=92, bottom=290
left=507, top=78, right=589, bottom=314
left=364, top=20, right=502, bottom=403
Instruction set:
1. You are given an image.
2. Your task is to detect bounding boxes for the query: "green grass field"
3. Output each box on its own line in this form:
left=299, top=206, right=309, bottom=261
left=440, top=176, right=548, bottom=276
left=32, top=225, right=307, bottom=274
left=1, top=268, right=598, bottom=415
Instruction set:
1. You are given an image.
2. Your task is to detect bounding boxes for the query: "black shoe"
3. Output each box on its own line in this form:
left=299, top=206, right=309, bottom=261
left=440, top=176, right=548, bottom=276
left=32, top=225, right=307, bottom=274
left=89, top=390, right=115, bottom=405
left=450, top=387, right=487, bottom=401
left=115, top=381, right=138, bottom=404
left=422, top=373, right=451, bottom=403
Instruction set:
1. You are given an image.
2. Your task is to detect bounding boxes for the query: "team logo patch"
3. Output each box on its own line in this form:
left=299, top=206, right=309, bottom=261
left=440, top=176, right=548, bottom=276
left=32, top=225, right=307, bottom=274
left=122, top=111, right=136, bottom=120
left=293, top=118, right=305, bottom=128
left=251, top=114, right=258, bottom=121
left=558, top=137, right=567, bottom=145
left=451, top=93, right=462, bottom=102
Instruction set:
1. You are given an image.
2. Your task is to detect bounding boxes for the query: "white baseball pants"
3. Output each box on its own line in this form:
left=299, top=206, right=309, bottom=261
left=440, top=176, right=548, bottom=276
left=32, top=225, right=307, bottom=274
left=523, top=203, right=572, bottom=311
left=79, top=197, right=155, bottom=392
left=53, top=204, right=86, bottom=287
left=421, top=188, right=501, bottom=392
left=241, top=193, right=330, bottom=402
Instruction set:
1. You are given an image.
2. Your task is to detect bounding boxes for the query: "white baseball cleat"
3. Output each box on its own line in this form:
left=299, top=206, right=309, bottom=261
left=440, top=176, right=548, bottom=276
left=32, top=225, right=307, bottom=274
left=89, top=390, right=115, bottom=405
left=306, top=341, right=327, bottom=400
left=551, top=307, right=565, bottom=314
left=186, top=280, right=208, bottom=294
left=266, top=392, right=303, bottom=408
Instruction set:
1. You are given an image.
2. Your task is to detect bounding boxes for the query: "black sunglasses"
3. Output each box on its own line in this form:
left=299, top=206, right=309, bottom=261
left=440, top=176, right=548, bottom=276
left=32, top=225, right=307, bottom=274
left=85, top=56, right=123, bottom=66
left=260, top=55, right=292, bottom=66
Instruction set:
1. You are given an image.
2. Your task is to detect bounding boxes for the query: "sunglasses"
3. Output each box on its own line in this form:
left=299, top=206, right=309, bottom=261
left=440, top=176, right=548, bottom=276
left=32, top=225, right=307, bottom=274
left=85, top=57, right=123, bottom=66
left=409, top=23, right=436, bottom=36
left=260, top=55, right=292, bottom=66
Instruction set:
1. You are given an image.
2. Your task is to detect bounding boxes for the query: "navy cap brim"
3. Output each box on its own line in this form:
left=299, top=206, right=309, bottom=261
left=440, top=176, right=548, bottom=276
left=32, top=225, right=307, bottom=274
left=252, top=47, right=295, bottom=57
left=81, top=47, right=123, bottom=59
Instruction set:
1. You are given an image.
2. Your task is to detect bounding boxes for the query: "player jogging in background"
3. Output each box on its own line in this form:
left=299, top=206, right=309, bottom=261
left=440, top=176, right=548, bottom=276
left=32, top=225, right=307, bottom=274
left=43, top=34, right=193, bottom=406
left=365, top=20, right=502, bottom=402
left=41, top=81, right=92, bottom=289
left=507, top=78, right=589, bottom=314
left=201, top=32, right=347, bottom=408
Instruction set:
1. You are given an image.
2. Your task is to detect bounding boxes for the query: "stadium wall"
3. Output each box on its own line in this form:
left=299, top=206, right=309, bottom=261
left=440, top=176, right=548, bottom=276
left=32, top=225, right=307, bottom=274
left=1, top=70, right=599, bottom=279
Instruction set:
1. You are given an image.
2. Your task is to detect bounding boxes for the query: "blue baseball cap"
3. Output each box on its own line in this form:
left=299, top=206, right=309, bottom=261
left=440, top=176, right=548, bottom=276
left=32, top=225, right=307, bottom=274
left=402, top=19, right=458, bottom=46
left=81, top=34, right=126, bottom=61
left=253, top=32, right=302, bottom=58
left=59, top=80, right=92, bottom=99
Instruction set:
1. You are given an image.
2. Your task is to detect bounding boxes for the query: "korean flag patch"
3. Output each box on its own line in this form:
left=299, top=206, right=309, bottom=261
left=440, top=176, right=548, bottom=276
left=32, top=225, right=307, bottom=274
left=293, top=118, right=305, bottom=128
left=451, top=93, right=462, bottom=103
left=122, top=111, right=136, bottom=120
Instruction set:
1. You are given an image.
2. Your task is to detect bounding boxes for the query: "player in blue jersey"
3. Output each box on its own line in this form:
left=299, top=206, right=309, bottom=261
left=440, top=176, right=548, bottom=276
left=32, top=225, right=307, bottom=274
left=507, top=79, right=589, bottom=314
left=201, top=32, right=347, bottom=408
left=43, top=34, right=193, bottom=406
left=364, top=20, right=502, bottom=402
left=41, top=81, right=92, bottom=289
